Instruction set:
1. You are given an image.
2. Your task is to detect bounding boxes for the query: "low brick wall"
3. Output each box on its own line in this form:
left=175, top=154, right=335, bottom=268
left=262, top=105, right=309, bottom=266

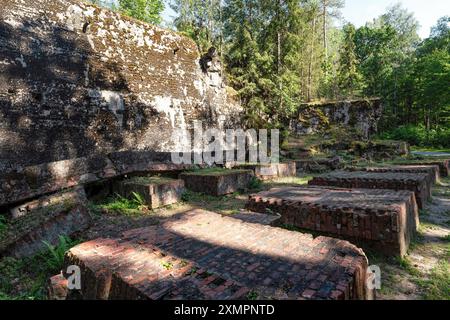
left=402, top=160, right=449, bottom=177
left=180, top=170, right=253, bottom=196
left=347, top=165, right=440, bottom=185
left=246, top=187, right=419, bottom=257
left=64, top=209, right=370, bottom=300
left=113, top=177, right=185, bottom=209
left=0, top=188, right=91, bottom=258
left=309, top=171, right=431, bottom=209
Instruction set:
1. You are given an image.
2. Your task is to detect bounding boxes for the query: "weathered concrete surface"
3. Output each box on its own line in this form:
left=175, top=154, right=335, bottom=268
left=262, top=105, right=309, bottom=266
left=0, top=0, right=242, bottom=172
left=114, top=177, right=185, bottom=209
left=290, top=99, right=383, bottom=139
left=65, top=209, right=370, bottom=300
left=309, top=171, right=431, bottom=209
left=0, top=187, right=91, bottom=258
left=180, top=170, right=253, bottom=196
left=0, top=151, right=195, bottom=207
left=246, top=187, right=419, bottom=257
left=233, top=162, right=296, bottom=180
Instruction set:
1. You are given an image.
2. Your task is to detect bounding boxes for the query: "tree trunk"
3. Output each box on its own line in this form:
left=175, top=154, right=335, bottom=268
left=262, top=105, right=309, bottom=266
left=323, top=0, right=328, bottom=61
left=278, top=0, right=283, bottom=113
left=308, top=16, right=316, bottom=102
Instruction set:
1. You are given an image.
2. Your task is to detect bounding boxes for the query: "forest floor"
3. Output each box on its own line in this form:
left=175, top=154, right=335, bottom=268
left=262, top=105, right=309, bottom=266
left=0, top=167, right=449, bottom=300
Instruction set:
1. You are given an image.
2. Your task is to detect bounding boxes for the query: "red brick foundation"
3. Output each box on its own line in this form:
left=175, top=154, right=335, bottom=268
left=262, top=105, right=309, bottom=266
left=347, top=165, right=440, bottom=184
left=309, top=171, right=431, bottom=209
left=65, top=209, right=370, bottom=300
left=403, top=159, right=449, bottom=177
left=246, top=187, right=419, bottom=257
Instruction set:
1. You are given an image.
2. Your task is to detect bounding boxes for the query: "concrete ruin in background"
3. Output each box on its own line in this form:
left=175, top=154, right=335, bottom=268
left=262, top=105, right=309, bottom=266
left=0, top=0, right=242, bottom=173
left=290, top=98, right=383, bottom=139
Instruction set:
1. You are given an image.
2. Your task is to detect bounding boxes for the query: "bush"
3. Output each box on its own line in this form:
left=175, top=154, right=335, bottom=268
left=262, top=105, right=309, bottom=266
left=379, top=124, right=450, bottom=148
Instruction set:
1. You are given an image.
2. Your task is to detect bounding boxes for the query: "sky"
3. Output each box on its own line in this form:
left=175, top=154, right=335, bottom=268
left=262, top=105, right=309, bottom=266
left=341, top=0, right=450, bottom=39
left=162, top=0, right=450, bottom=39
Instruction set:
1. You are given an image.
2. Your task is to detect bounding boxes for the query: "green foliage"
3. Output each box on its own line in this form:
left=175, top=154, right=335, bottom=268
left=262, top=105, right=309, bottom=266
left=170, top=0, right=221, bottom=53
left=247, top=290, right=258, bottom=300
left=97, top=193, right=148, bottom=215
left=380, top=125, right=450, bottom=148
left=396, top=256, right=421, bottom=277
left=416, top=260, right=450, bottom=300
left=41, top=236, right=80, bottom=273
left=337, top=23, right=363, bottom=97
left=0, top=215, right=7, bottom=233
left=131, top=192, right=146, bottom=207
left=0, top=236, right=81, bottom=300
left=118, top=0, right=165, bottom=25
left=249, top=176, right=263, bottom=191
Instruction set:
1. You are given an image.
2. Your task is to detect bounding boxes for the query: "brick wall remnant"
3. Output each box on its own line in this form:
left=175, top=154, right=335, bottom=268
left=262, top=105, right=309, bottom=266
left=346, top=165, right=440, bottom=185
left=309, top=171, right=432, bottom=209
left=246, top=187, right=419, bottom=257
left=0, top=187, right=91, bottom=258
left=65, top=209, right=371, bottom=300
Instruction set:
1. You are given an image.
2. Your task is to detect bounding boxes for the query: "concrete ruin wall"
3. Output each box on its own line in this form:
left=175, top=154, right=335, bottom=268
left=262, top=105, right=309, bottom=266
left=0, top=0, right=242, bottom=173
left=290, top=99, right=383, bottom=139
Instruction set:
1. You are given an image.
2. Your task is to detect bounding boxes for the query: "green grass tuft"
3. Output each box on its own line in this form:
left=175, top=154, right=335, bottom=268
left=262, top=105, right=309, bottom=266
left=416, top=260, right=450, bottom=300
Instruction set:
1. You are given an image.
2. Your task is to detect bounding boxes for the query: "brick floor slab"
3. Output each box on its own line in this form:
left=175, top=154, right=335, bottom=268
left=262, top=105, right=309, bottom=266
left=402, top=159, right=449, bottom=177
left=309, top=171, right=431, bottom=209
left=65, top=209, right=370, bottom=300
left=180, top=170, right=253, bottom=196
left=347, top=165, right=440, bottom=184
left=246, top=187, right=419, bottom=257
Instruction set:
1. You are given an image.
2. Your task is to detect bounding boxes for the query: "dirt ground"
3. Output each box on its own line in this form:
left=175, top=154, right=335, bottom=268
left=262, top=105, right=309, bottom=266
left=374, top=177, right=450, bottom=300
